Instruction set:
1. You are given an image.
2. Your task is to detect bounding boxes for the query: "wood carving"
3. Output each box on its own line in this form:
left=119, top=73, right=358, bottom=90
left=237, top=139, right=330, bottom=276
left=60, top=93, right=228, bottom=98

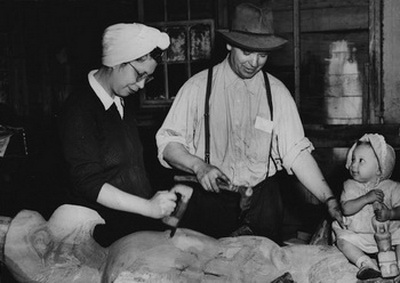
left=0, top=205, right=359, bottom=282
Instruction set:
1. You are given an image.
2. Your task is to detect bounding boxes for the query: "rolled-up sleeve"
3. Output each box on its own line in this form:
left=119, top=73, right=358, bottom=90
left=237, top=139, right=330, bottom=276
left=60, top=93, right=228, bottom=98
left=156, top=75, right=204, bottom=168
left=282, top=137, right=314, bottom=174
left=270, top=76, right=314, bottom=174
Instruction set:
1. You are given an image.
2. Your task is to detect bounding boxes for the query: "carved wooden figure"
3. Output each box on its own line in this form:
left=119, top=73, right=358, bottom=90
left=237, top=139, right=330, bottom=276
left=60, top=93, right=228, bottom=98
left=1, top=205, right=359, bottom=282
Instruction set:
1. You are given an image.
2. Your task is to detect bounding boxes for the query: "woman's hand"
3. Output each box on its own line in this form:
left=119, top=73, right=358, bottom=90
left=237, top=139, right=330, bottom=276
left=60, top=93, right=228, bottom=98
left=147, top=191, right=177, bottom=219
left=365, top=189, right=384, bottom=204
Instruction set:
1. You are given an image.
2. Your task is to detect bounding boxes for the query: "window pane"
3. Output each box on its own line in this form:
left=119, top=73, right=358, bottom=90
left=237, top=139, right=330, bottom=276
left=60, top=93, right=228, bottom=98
left=166, top=26, right=187, bottom=62
left=190, top=24, right=212, bottom=61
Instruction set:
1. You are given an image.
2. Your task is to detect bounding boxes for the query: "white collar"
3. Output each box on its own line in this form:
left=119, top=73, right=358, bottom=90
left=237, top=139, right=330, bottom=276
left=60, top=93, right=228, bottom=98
left=88, top=70, right=124, bottom=118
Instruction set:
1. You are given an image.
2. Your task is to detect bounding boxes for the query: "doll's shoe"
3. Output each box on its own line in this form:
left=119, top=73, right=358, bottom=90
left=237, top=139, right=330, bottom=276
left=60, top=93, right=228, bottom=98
left=356, top=265, right=381, bottom=280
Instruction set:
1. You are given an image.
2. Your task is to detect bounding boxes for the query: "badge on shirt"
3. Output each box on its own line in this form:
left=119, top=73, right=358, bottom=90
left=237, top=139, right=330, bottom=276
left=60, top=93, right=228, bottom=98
left=255, top=116, right=273, bottom=133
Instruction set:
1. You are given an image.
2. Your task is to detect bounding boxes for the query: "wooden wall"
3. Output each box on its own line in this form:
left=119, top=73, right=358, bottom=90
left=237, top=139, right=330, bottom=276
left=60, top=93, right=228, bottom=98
left=383, top=0, right=400, bottom=123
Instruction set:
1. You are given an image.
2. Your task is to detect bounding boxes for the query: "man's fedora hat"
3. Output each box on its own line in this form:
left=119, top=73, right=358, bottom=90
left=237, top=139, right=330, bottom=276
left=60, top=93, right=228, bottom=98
left=218, top=3, right=287, bottom=52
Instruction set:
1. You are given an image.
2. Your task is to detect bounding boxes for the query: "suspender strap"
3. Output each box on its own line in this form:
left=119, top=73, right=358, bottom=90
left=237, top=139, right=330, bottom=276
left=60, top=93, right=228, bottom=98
left=262, top=71, right=275, bottom=173
left=204, top=66, right=213, bottom=164
left=204, top=69, right=273, bottom=163
left=262, top=71, right=273, bottom=120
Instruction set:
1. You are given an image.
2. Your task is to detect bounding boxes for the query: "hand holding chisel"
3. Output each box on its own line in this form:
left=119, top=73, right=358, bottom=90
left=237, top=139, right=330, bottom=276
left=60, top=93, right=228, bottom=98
left=162, top=184, right=193, bottom=237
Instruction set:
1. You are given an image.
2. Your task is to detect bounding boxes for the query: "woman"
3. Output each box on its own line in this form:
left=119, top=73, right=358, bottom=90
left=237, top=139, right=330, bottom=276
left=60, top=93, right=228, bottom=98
left=60, top=23, right=176, bottom=246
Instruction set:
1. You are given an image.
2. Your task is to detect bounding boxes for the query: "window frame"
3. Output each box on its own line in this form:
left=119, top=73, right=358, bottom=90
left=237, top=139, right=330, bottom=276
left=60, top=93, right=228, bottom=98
left=139, top=19, right=214, bottom=108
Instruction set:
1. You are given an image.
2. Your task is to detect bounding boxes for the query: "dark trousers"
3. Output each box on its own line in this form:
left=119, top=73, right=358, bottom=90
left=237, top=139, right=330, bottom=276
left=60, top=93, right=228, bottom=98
left=243, top=174, right=283, bottom=244
left=177, top=173, right=283, bottom=244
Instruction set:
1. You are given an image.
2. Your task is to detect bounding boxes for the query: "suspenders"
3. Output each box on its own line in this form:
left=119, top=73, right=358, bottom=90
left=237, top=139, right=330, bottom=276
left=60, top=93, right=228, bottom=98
left=204, top=67, right=213, bottom=164
left=204, top=67, right=274, bottom=164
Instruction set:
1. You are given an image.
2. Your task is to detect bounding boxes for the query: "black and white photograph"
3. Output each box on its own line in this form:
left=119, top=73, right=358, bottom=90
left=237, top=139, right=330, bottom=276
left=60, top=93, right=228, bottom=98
left=1, top=0, right=400, bottom=282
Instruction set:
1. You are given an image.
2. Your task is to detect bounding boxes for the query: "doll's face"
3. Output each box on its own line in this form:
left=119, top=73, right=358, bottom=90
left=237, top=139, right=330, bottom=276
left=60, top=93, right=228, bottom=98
left=349, top=143, right=381, bottom=184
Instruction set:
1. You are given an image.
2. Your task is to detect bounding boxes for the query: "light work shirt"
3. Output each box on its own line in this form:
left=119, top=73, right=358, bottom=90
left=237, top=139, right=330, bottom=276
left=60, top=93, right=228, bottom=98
left=156, top=58, right=313, bottom=187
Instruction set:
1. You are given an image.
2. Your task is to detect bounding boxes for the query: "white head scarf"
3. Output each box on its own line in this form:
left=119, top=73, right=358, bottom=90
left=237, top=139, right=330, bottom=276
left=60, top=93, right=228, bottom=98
left=102, top=23, right=170, bottom=67
left=345, top=133, right=396, bottom=180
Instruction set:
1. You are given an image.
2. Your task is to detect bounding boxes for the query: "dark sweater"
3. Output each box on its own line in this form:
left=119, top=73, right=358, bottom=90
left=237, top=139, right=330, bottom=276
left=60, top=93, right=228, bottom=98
left=59, top=84, right=165, bottom=246
left=60, top=84, right=154, bottom=223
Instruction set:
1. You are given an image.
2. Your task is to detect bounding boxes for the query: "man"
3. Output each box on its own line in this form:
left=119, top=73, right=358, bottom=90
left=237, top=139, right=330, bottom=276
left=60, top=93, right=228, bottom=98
left=156, top=3, right=343, bottom=243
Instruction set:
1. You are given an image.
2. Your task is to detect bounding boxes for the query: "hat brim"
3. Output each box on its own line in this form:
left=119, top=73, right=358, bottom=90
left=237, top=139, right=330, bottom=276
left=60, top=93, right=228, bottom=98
left=218, top=30, right=287, bottom=52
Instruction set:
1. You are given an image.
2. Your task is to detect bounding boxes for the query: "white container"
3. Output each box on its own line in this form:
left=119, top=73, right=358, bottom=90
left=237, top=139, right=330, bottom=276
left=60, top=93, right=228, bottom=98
left=324, top=40, right=363, bottom=125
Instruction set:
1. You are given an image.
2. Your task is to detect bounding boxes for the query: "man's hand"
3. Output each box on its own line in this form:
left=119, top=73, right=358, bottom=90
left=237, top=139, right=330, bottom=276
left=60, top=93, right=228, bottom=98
left=194, top=163, right=230, bottom=193
left=326, top=197, right=345, bottom=228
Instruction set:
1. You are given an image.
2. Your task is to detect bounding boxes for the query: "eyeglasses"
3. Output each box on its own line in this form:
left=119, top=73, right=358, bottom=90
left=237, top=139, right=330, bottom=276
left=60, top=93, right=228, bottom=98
left=128, top=62, right=154, bottom=85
